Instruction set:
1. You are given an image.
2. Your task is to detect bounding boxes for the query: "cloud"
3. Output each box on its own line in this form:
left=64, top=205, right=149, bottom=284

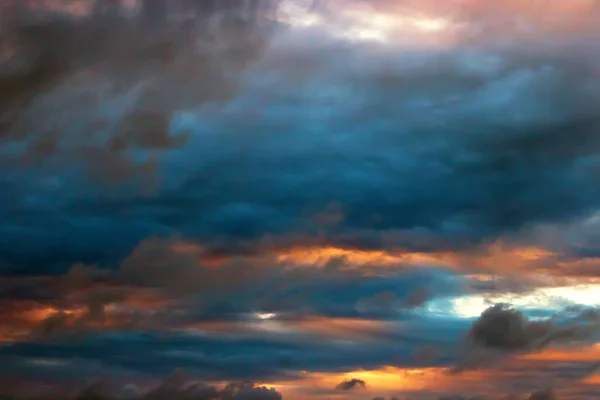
left=466, top=304, right=598, bottom=353
left=3, top=0, right=600, bottom=275
left=527, top=389, right=558, bottom=400
left=335, top=378, right=367, bottom=390
left=467, top=304, right=554, bottom=350
left=448, top=304, right=600, bottom=373
left=1, top=1, right=278, bottom=203
left=1, top=370, right=282, bottom=400
left=116, top=236, right=459, bottom=319
left=3, top=2, right=600, bottom=399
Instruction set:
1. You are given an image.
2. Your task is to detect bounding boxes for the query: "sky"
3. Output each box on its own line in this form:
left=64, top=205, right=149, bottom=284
left=2, top=0, right=600, bottom=399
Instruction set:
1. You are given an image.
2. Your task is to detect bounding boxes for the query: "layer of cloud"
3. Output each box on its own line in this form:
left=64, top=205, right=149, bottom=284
left=3, top=1, right=600, bottom=399
left=2, top=0, right=600, bottom=275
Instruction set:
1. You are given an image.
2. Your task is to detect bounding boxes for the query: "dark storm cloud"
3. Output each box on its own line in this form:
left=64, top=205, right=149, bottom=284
left=450, top=304, right=600, bottom=373
left=3, top=9, right=600, bottom=273
left=0, top=323, right=456, bottom=381
left=0, top=0, right=281, bottom=249
left=466, top=304, right=599, bottom=352
left=468, top=304, right=555, bottom=350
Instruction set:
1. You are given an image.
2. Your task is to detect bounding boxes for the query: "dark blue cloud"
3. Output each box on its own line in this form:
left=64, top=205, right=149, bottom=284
left=3, top=31, right=600, bottom=274
left=0, top=319, right=461, bottom=381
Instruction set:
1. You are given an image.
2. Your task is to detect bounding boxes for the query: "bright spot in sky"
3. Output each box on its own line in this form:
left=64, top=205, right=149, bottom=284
left=412, top=17, right=448, bottom=32
left=425, top=284, right=600, bottom=318
left=277, top=0, right=452, bottom=43
left=256, top=312, right=277, bottom=320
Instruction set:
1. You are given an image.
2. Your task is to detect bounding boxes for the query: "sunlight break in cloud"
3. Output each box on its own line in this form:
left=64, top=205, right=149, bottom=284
left=426, top=284, right=600, bottom=318
left=276, top=0, right=454, bottom=44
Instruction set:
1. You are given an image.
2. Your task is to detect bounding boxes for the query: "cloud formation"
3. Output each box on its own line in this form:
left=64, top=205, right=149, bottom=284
left=3, top=1, right=600, bottom=399
left=1, top=0, right=600, bottom=275
left=335, top=378, right=367, bottom=391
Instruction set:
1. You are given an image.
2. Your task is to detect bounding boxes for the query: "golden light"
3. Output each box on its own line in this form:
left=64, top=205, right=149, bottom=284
left=270, top=365, right=506, bottom=397
left=275, top=247, right=405, bottom=266
left=294, top=366, right=447, bottom=392
left=583, top=373, right=600, bottom=385
left=519, top=344, right=600, bottom=363
left=273, top=243, right=559, bottom=272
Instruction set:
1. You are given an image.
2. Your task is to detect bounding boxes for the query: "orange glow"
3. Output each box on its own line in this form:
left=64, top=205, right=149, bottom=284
left=583, top=373, right=600, bottom=385
left=274, top=246, right=452, bottom=267
left=314, top=367, right=445, bottom=391
left=518, top=344, right=600, bottom=363
left=161, top=237, right=595, bottom=278
left=266, top=366, right=509, bottom=397
left=511, top=247, right=556, bottom=261
left=0, top=291, right=175, bottom=343
left=272, top=243, right=561, bottom=274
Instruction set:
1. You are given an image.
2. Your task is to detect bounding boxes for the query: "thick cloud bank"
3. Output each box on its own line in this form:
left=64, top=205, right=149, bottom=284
left=2, top=0, right=600, bottom=274
left=2, top=1, right=600, bottom=400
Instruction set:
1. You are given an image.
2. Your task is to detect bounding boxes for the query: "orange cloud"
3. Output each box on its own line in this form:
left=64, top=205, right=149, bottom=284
left=583, top=373, right=600, bottom=386
left=518, top=344, right=600, bottom=363
left=0, top=283, right=173, bottom=343
left=144, top=235, right=597, bottom=280
left=269, top=242, right=559, bottom=276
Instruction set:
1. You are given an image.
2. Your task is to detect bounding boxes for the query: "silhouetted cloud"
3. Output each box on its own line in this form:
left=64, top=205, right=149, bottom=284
left=467, top=304, right=598, bottom=352
left=468, top=304, right=553, bottom=350
left=335, top=378, right=366, bottom=390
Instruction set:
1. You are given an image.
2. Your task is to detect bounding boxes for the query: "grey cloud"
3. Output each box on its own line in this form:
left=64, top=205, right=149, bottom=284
left=2, top=370, right=282, bottom=400
left=404, top=288, right=431, bottom=309
left=527, top=389, right=558, bottom=400
left=1, top=0, right=281, bottom=203
left=579, top=308, right=600, bottom=323
left=467, top=304, right=599, bottom=353
left=335, top=378, right=366, bottom=390
left=0, top=320, right=459, bottom=382
left=467, top=304, right=553, bottom=350
left=412, top=345, right=437, bottom=364
left=115, top=236, right=458, bottom=319
left=450, top=304, right=600, bottom=373
left=3, top=3, right=600, bottom=398
left=5, top=30, right=600, bottom=273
